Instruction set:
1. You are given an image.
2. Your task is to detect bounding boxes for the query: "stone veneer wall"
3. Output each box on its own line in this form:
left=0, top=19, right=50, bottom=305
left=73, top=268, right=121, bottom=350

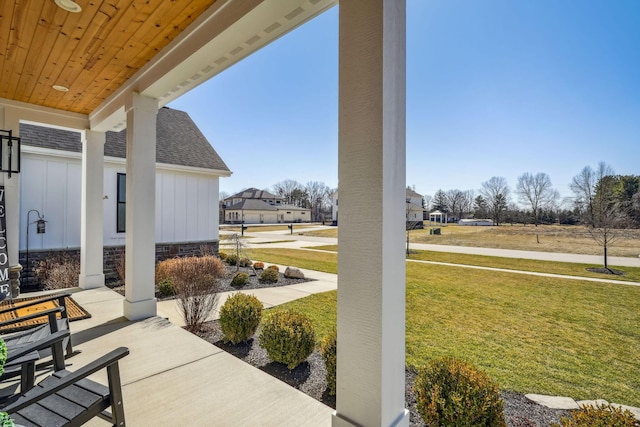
left=18, top=240, right=219, bottom=290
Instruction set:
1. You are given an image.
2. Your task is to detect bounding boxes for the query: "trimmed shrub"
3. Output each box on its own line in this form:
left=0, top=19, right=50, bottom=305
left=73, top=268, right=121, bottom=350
left=33, top=253, right=81, bottom=290
left=0, top=412, right=14, bottom=427
left=218, top=252, right=228, bottom=261
left=267, top=265, right=279, bottom=272
left=226, top=254, right=239, bottom=266
left=156, top=256, right=225, bottom=332
left=115, top=249, right=125, bottom=284
left=253, top=262, right=265, bottom=270
left=259, top=310, right=316, bottom=369
left=231, top=272, right=249, bottom=287
left=238, top=258, right=252, bottom=267
left=320, top=329, right=337, bottom=396
left=219, top=293, right=263, bottom=344
left=259, top=268, right=279, bottom=283
left=157, top=278, right=175, bottom=296
left=552, top=404, right=640, bottom=427
left=414, top=357, right=505, bottom=427
left=0, top=339, right=7, bottom=377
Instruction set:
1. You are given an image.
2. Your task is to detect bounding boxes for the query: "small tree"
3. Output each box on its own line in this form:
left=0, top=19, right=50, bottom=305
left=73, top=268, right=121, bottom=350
left=159, top=256, right=224, bottom=332
left=516, top=172, right=559, bottom=243
left=571, top=162, right=629, bottom=270
left=480, top=177, right=510, bottom=226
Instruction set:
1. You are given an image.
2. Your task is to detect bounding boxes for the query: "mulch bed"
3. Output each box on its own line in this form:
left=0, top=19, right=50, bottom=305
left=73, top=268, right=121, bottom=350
left=195, top=321, right=570, bottom=427
left=108, top=264, right=313, bottom=299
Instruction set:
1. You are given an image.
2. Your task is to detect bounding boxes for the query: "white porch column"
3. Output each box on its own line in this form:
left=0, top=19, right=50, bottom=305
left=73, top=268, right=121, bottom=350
left=123, top=93, right=158, bottom=320
left=334, top=1, right=408, bottom=427
left=79, top=130, right=106, bottom=289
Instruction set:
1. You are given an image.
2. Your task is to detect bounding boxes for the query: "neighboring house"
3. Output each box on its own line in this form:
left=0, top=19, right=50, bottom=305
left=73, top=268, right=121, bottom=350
left=19, top=107, right=231, bottom=281
left=223, top=188, right=282, bottom=208
left=406, top=188, right=425, bottom=228
left=331, top=188, right=425, bottom=228
left=222, top=188, right=310, bottom=224
left=331, top=190, right=338, bottom=224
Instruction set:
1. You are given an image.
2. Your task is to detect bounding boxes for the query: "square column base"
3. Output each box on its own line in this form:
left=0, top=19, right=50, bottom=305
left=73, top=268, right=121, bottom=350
left=79, top=274, right=105, bottom=289
left=332, top=409, right=410, bottom=427
left=123, top=298, right=157, bottom=321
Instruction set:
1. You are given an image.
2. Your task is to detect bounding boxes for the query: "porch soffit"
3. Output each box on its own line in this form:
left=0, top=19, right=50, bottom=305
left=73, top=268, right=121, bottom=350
left=0, top=0, right=336, bottom=131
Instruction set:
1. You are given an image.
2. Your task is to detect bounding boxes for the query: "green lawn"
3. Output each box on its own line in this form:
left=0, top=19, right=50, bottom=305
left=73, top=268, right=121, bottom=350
left=309, top=245, right=640, bottom=282
left=248, top=247, right=640, bottom=407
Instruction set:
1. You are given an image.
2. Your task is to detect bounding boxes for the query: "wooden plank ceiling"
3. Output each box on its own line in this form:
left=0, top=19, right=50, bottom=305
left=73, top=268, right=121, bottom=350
left=0, top=0, right=216, bottom=115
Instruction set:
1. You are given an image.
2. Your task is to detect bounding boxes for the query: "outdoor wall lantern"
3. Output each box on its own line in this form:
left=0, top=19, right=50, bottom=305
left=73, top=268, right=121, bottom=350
left=26, top=209, right=47, bottom=272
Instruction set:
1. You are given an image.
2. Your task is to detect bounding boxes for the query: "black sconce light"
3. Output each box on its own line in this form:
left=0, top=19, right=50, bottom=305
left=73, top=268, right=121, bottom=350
left=26, top=209, right=47, bottom=274
left=36, top=217, right=46, bottom=234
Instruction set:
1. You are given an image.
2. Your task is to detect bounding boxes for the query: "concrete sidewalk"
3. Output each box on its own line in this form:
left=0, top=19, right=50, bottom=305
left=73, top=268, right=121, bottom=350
left=230, top=229, right=640, bottom=268
left=58, top=286, right=334, bottom=426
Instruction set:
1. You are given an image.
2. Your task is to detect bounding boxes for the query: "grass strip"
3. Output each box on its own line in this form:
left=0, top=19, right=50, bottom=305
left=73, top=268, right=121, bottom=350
left=307, top=245, right=640, bottom=283
left=249, top=247, right=640, bottom=406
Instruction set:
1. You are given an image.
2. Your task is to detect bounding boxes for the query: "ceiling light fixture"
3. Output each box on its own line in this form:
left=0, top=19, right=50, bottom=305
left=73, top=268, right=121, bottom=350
left=54, top=0, right=82, bottom=13
left=52, top=85, right=69, bottom=92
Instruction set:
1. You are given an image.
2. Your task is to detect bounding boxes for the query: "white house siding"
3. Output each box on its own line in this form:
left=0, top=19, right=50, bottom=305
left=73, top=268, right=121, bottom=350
left=20, top=154, right=81, bottom=250
left=21, top=150, right=220, bottom=250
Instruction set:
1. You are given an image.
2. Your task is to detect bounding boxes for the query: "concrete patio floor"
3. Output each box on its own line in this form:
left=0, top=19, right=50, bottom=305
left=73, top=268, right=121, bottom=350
left=51, top=284, right=333, bottom=426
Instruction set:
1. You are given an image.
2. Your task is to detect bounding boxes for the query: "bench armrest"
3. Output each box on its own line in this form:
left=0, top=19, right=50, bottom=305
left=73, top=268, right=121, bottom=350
left=6, top=330, right=70, bottom=363
left=3, top=347, right=129, bottom=414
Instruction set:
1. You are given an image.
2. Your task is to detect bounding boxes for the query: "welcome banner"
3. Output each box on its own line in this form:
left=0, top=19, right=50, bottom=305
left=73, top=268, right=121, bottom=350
left=0, top=186, right=8, bottom=297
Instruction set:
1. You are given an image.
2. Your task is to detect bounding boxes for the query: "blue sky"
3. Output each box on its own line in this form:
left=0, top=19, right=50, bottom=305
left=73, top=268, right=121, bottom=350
left=169, top=1, right=640, bottom=202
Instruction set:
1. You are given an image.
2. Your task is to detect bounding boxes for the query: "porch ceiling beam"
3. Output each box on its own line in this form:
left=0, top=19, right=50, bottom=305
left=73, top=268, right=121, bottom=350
left=90, top=0, right=336, bottom=132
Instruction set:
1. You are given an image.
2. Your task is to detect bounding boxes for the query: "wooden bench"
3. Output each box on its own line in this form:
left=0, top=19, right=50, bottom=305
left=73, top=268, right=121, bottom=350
left=3, top=347, right=129, bottom=426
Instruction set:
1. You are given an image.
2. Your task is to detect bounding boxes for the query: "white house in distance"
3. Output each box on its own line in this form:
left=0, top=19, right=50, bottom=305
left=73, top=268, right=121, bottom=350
left=222, top=188, right=310, bottom=224
left=332, top=188, right=425, bottom=227
left=19, top=107, right=231, bottom=281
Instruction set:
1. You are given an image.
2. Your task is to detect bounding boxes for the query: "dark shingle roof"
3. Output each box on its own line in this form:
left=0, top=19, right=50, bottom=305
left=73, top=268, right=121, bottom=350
left=19, top=107, right=229, bottom=172
left=227, top=200, right=278, bottom=211
left=227, top=188, right=281, bottom=200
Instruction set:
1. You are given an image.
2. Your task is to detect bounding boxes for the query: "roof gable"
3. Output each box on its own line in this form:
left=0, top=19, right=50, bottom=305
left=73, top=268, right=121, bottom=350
left=19, top=107, right=229, bottom=172
left=228, top=188, right=281, bottom=200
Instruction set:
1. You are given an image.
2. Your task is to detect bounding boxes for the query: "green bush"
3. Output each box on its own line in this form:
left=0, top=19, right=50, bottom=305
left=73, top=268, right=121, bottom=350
left=219, top=293, right=263, bottom=344
left=552, top=404, right=640, bottom=427
left=414, top=357, right=505, bottom=427
left=238, top=258, right=253, bottom=267
left=231, top=272, right=249, bottom=287
left=0, top=412, right=14, bottom=427
left=226, top=254, right=239, bottom=266
left=0, top=339, right=7, bottom=377
left=157, top=278, right=175, bottom=296
left=259, top=310, right=316, bottom=369
left=320, top=329, right=337, bottom=396
left=218, top=252, right=228, bottom=261
left=259, top=268, right=279, bottom=283
left=267, top=265, right=279, bottom=272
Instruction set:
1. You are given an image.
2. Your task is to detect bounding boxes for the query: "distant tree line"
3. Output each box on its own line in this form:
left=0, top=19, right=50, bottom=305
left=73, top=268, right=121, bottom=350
left=425, top=165, right=640, bottom=232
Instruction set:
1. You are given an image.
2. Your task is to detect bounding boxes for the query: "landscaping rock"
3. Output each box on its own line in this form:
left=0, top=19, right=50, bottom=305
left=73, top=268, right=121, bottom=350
left=525, top=394, right=580, bottom=410
left=284, top=267, right=305, bottom=279
left=611, top=403, right=640, bottom=420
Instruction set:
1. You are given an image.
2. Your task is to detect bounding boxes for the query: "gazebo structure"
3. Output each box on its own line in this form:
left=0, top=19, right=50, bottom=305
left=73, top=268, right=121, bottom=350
left=0, top=1, right=408, bottom=426
left=429, top=210, right=448, bottom=225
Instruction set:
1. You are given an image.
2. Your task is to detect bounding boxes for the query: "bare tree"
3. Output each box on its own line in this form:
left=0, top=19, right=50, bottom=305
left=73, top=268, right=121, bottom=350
left=272, top=179, right=302, bottom=205
left=516, top=172, right=559, bottom=243
left=424, top=194, right=433, bottom=212
left=480, top=177, right=510, bottom=226
left=570, top=162, right=626, bottom=270
left=445, top=189, right=466, bottom=220
left=305, top=181, right=330, bottom=221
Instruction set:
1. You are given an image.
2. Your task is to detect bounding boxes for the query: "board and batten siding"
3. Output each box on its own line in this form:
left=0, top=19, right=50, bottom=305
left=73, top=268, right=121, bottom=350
left=20, top=149, right=220, bottom=251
